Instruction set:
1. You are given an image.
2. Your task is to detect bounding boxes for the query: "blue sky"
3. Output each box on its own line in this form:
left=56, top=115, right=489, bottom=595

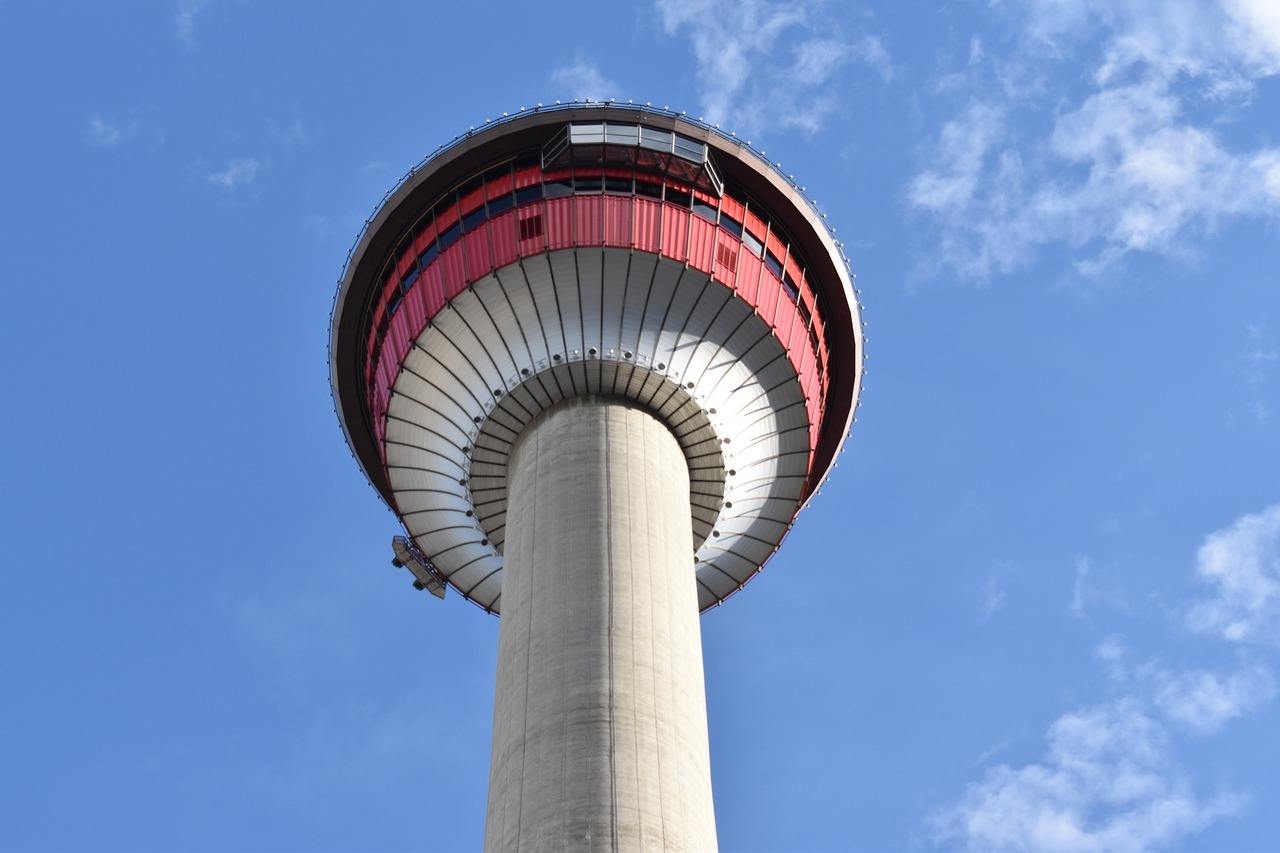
left=2, top=1, right=1279, bottom=850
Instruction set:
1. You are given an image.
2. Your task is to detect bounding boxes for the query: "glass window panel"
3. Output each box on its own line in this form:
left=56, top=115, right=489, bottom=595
left=487, top=193, right=515, bottom=216
left=569, top=123, right=606, bottom=143
left=742, top=230, right=764, bottom=257
left=666, top=187, right=692, bottom=208
left=673, top=135, right=705, bottom=161
left=419, top=242, right=439, bottom=268
left=401, top=267, right=420, bottom=293
left=462, top=205, right=487, bottom=232
left=764, top=250, right=784, bottom=278
left=438, top=220, right=462, bottom=249
left=544, top=179, right=573, bottom=198
left=693, top=200, right=718, bottom=223
left=604, top=176, right=631, bottom=194
left=515, top=184, right=544, bottom=205
left=574, top=175, right=603, bottom=194
left=635, top=179, right=663, bottom=199
left=604, top=124, right=639, bottom=145
left=720, top=213, right=743, bottom=238
left=639, top=126, right=673, bottom=152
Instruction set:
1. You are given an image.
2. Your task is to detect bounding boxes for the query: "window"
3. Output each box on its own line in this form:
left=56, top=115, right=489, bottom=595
left=419, top=242, right=439, bottom=268
left=742, top=229, right=764, bottom=258
left=387, top=293, right=403, bottom=318
left=693, top=199, right=718, bottom=223
left=487, top=193, right=514, bottom=216
left=438, top=220, right=462, bottom=250
left=515, top=184, right=543, bottom=205
left=604, top=176, right=631, bottom=194
left=519, top=214, right=543, bottom=241
left=666, top=187, right=692, bottom=208
left=544, top=178, right=573, bottom=198
left=604, top=124, right=639, bottom=146
left=401, top=266, right=420, bottom=293
left=719, top=213, right=743, bottom=238
left=462, top=206, right=487, bottom=233
left=639, top=126, right=673, bottom=152
left=764, top=250, right=784, bottom=279
left=635, top=179, right=662, bottom=199
left=574, top=175, right=602, bottom=194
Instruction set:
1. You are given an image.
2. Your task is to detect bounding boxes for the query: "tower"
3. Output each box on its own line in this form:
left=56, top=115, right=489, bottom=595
left=330, top=103, right=863, bottom=851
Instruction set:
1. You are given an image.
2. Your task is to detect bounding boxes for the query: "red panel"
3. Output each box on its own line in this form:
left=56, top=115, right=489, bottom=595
left=661, top=206, right=690, bottom=262
left=688, top=215, right=716, bottom=273
left=489, top=211, right=518, bottom=268
left=389, top=310, right=410, bottom=370
left=439, top=243, right=467, bottom=300
left=713, top=233, right=739, bottom=288
left=754, top=265, right=782, bottom=328
left=745, top=209, right=767, bottom=242
left=413, top=219, right=437, bottom=256
left=545, top=198, right=575, bottom=250
left=603, top=195, right=631, bottom=248
left=603, top=166, right=634, bottom=180
left=773, top=279, right=800, bottom=352
left=422, top=263, right=446, bottom=318
left=693, top=187, right=718, bottom=208
left=459, top=188, right=485, bottom=216
left=485, top=173, right=514, bottom=201
left=544, top=168, right=572, bottom=182
left=462, top=228, right=491, bottom=279
left=515, top=165, right=540, bottom=188
left=736, top=249, right=763, bottom=305
left=575, top=195, right=604, bottom=246
left=765, top=230, right=788, bottom=265
left=721, top=194, right=745, bottom=223
left=403, top=279, right=427, bottom=335
left=633, top=199, right=662, bottom=253
left=435, top=202, right=459, bottom=232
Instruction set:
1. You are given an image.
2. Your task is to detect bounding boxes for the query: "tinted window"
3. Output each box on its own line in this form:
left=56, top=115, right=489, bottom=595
left=574, top=175, right=603, bottom=194
left=693, top=200, right=717, bottom=223
left=419, top=242, right=439, bottom=268
left=438, top=220, right=462, bottom=249
left=635, top=180, right=662, bottom=199
left=487, top=193, right=514, bottom=216
left=604, top=176, right=631, bottom=194
left=742, top=230, right=764, bottom=257
left=765, top=250, right=784, bottom=278
left=544, top=179, right=573, bottom=198
left=666, top=187, right=692, bottom=208
left=719, top=213, right=743, bottom=238
left=462, top=206, right=487, bottom=232
left=401, top=266, right=420, bottom=293
left=387, top=293, right=403, bottom=317
left=515, top=184, right=543, bottom=205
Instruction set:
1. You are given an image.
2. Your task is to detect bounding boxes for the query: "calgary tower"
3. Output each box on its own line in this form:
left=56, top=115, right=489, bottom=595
left=329, top=102, right=863, bottom=851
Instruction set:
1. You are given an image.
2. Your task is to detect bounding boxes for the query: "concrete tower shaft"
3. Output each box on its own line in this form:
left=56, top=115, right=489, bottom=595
left=485, top=398, right=716, bottom=852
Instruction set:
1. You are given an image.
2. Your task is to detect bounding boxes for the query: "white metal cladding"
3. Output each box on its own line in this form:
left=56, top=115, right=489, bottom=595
left=384, top=247, right=810, bottom=613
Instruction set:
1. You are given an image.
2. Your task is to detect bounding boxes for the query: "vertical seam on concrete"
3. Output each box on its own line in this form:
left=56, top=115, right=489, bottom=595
left=604, top=405, right=619, bottom=853
left=513, top=424, right=537, bottom=853
left=624, top=409, right=643, bottom=848
left=645, top=414, right=670, bottom=851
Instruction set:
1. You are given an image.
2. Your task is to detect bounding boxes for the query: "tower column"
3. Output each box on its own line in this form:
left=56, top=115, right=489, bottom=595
left=483, top=396, right=718, bottom=853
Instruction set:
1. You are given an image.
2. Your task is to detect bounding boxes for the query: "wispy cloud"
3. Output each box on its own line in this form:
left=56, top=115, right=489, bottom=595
left=979, top=576, right=1007, bottom=621
left=654, top=0, right=890, bottom=136
left=549, top=55, right=620, bottom=101
left=175, top=0, right=211, bottom=48
left=930, top=504, right=1280, bottom=849
left=909, top=0, right=1280, bottom=279
left=1188, top=502, right=1280, bottom=643
left=206, top=157, right=260, bottom=190
left=87, top=116, right=134, bottom=146
left=930, top=700, right=1243, bottom=851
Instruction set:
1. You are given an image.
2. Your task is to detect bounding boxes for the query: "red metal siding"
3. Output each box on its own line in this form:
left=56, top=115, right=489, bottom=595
left=661, top=206, right=690, bottom=262
left=439, top=243, right=467, bottom=300
left=574, top=195, right=603, bottom=246
left=462, top=229, right=491, bottom=280
left=489, top=211, right=519, bottom=268
left=603, top=196, right=631, bottom=248
left=633, top=199, right=662, bottom=253
left=545, top=198, right=575, bottom=250
left=688, top=216, right=716, bottom=273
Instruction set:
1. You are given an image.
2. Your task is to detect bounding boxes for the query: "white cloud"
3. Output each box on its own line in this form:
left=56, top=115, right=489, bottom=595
left=206, top=157, right=260, bottom=190
left=549, top=55, right=620, bottom=101
left=980, top=576, right=1007, bottom=621
left=930, top=702, right=1243, bottom=852
left=1188, top=503, right=1280, bottom=643
left=1154, top=663, right=1276, bottom=734
left=910, top=0, right=1280, bottom=279
left=175, top=0, right=210, bottom=47
left=87, top=116, right=133, bottom=146
left=654, top=0, right=890, bottom=136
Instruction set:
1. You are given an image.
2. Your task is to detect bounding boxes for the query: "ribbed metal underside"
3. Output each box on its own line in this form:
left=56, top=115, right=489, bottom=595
left=383, top=247, right=809, bottom=613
